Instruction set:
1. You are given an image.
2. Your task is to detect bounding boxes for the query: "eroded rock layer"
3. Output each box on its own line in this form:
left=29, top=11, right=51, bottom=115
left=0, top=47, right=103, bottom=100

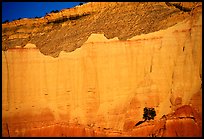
left=2, top=2, right=202, bottom=137
left=2, top=2, right=201, bottom=57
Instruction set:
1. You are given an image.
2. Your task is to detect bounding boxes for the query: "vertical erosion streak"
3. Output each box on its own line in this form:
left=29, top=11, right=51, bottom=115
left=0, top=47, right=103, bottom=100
left=6, top=123, right=10, bottom=137
left=150, top=55, right=153, bottom=73
left=43, top=58, right=48, bottom=102
left=3, top=51, right=10, bottom=137
left=3, top=51, right=10, bottom=111
left=150, top=46, right=155, bottom=73
left=55, top=58, right=60, bottom=120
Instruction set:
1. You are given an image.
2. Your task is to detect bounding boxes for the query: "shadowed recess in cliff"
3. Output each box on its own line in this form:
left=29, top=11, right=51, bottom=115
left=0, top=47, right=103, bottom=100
left=2, top=2, right=199, bottom=58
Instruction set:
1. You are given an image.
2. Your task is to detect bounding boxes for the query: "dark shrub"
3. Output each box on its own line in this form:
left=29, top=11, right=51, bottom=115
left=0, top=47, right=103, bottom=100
left=143, top=107, right=156, bottom=121
left=50, top=10, right=59, bottom=13
left=3, top=20, right=9, bottom=23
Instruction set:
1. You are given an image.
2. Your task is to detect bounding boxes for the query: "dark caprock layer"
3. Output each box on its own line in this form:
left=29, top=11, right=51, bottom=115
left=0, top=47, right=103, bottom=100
left=2, top=2, right=198, bottom=57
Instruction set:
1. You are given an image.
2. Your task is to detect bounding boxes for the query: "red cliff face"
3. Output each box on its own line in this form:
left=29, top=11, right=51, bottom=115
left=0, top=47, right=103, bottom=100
left=3, top=105, right=201, bottom=137
left=2, top=2, right=202, bottom=137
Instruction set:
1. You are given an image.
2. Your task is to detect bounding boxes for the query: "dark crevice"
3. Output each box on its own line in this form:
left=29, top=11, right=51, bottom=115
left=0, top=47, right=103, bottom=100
left=172, top=4, right=192, bottom=12
left=178, top=116, right=195, bottom=120
left=175, top=130, right=178, bottom=136
left=47, top=13, right=90, bottom=24
left=170, top=61, right=176, bottom=95
left=135, top=120, right=145, bottom=126
left=3, top=51, right=10, bottom=111
left=150, top=55, right=153, bottom=73
left=165, top=2, right=192, bottom=12
left=165, top=2, right=172, bottom=7
left=6, top=123, right=10, bottom=137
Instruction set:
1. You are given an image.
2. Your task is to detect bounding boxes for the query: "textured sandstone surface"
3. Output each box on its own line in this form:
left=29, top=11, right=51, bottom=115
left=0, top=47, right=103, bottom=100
left=2, top=2, right=202, bottom=137
left=2, top=2, right=201, bottom=57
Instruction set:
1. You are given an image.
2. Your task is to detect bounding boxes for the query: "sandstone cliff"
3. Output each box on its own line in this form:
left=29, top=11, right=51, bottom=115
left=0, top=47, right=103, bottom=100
left=2, top=2, right=202, bottom=137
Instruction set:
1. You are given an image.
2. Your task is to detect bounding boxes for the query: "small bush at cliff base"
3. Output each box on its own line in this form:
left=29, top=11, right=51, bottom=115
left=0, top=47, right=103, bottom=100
left=143, top=107, right=156, bottom=121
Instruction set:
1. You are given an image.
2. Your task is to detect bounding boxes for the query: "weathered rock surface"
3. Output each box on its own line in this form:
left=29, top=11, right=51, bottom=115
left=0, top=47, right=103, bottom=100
left=2, top=2, right=201, bottom=57
left=2, top=2, right=202, bottom=137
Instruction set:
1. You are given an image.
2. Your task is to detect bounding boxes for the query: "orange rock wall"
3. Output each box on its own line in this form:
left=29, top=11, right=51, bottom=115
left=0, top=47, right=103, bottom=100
left=2, top=7, right=202, bottom=136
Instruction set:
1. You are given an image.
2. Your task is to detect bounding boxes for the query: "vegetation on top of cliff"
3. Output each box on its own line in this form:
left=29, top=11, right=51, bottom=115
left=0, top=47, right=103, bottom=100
left=50, top=10, right=59, bottom=13
left=45, top=10, right=60, bottom=16
left=3, top=20, right=9, bottom=24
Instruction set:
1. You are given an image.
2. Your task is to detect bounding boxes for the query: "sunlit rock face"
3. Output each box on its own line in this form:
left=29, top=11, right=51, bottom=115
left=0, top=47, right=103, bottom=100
left=2, top=2, right=202, bottom=137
